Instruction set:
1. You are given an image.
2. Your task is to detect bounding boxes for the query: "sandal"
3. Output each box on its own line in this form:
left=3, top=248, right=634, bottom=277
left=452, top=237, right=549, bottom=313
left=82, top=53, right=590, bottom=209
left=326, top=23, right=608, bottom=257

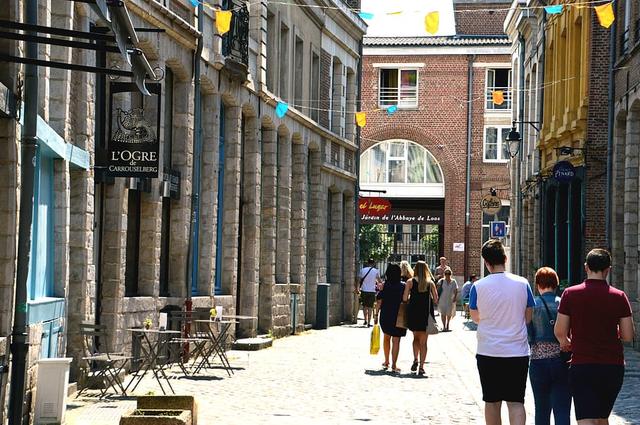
left=392, top=367, right=401, bottom=373
left=418, top=368, right=426, bottom=376
left=411, top=360, right=418, bottom=372
left=381, top=363, right=389, bottom=370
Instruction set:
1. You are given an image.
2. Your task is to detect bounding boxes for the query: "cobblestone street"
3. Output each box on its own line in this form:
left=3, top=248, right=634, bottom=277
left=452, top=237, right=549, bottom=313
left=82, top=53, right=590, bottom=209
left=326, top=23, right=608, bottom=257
left=66, top=316, right=640, bottom=425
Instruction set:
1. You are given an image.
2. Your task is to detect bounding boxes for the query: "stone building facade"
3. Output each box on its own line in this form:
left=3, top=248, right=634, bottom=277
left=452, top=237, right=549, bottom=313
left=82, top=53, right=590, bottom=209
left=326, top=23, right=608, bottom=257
left=360, top=0, right=513, bottom=280
left=612, top=0, right=640, bottom=343
left=0, top=0, right=365, bottom=422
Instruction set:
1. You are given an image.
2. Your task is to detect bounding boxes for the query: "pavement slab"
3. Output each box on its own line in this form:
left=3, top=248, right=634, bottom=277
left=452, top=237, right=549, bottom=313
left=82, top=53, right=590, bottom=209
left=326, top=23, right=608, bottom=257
left=65, top=316, right=640, bottom=425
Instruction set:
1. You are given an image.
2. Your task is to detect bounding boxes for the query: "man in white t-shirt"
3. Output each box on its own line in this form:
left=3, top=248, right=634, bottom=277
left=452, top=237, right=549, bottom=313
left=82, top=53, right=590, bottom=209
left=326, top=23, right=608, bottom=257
left=357, top=258, right=382, bottom=327
left=469, top=239, right=534, bottom=425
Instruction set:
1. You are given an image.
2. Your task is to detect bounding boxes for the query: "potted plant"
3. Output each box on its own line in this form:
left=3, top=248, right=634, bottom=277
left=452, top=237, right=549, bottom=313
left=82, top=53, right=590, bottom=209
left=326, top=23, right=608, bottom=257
left=143, top=317, right=153, bottom=330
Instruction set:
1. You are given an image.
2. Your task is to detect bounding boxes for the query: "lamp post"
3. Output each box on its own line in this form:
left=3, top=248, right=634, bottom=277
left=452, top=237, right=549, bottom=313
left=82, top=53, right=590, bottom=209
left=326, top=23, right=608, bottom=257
left=506, top=123, right=522, bottom=274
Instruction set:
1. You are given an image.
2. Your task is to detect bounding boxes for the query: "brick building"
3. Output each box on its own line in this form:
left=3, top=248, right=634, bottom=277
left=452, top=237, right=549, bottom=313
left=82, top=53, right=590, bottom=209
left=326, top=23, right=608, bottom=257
left=505, top=0, right=611, bottom=289
left=611, top=0, right=640, bottom=342
left=0, top=0, right=364, bottom=421
left=360, top=0, right=513, bottom=280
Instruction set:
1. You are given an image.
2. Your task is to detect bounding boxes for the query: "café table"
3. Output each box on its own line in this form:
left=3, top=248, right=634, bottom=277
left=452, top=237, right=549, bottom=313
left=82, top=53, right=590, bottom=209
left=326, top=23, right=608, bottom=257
left=193, top=319, right=238, bottom=376
left=125, top=328, right=181, bottom=395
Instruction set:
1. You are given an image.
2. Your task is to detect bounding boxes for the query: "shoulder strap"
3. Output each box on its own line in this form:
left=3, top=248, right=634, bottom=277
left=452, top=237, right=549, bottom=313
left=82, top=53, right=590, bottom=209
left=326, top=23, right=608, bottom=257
left=538, top=295, right=555, bottom=324
left=360, top=267, right=374, bottom=285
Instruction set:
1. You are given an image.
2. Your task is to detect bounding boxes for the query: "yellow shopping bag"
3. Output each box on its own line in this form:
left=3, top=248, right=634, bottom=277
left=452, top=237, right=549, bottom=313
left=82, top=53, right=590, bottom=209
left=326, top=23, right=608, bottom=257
left=370, top=324, right=381, bottom=355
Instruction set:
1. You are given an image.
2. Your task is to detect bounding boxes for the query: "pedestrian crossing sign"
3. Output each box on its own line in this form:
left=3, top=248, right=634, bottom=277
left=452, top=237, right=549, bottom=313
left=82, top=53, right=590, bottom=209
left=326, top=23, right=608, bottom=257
left=490, top=221, right=507, bottom=238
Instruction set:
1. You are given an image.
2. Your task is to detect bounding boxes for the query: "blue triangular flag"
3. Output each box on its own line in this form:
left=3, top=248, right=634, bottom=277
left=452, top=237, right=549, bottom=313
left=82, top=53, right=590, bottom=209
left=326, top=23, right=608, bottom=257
left=386, top=105, right=398, bottom=116
left=358, top=12, right=374, bottom=20
left=189, top=0, right=198, bottom=6
left=276, top=101, right=289, bottom=118
left=544, top=5, right=563, bottom=14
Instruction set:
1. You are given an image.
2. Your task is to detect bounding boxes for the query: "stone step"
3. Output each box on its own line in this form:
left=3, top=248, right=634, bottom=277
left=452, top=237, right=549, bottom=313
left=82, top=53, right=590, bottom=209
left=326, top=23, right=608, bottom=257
left=232, top=337, right=273, bottom=351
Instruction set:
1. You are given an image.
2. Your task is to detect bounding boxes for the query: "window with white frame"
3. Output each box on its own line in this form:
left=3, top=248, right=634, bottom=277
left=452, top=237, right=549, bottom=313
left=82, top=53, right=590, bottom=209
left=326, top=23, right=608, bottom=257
left=483, top=126, right=511, bottom=162
left=378, top=68, right=418, bottom=108
left=486, top=68, right=512, bottom=110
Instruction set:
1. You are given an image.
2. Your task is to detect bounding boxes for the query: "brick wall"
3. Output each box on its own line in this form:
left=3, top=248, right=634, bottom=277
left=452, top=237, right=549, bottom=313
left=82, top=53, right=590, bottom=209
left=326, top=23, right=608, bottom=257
left=584, top=11, right=611, bottom=253
left=455, top=3, right=509, bottom=36
left=362, top=53, right=511, bottom=278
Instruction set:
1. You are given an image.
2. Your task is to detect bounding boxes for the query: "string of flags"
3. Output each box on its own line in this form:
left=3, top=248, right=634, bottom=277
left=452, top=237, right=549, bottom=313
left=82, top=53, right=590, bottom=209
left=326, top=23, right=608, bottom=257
left=185, top=0, right=617, bottom=36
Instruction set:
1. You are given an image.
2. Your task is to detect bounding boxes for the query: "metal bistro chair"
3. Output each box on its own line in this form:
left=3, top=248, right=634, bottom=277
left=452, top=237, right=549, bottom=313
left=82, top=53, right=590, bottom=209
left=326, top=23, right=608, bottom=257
left=167, top=310, right=210, bottom=375
left=77, top=323, right=131, bottom=398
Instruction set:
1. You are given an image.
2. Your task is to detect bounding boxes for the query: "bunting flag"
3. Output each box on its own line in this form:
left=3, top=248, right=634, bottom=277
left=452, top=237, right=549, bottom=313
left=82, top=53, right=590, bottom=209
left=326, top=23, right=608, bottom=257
left=595, top=2, right=615, bottom=29
left=386, top=105, right=398, bottom=116
left=215, top=10, right=233, bottom=35
left=424, top=11, right=440, bottom=35
left=355, top=112, right=367, bottom=127
left=544, top=5, right=563, bottom=14
left=492, top=91, right=505, bottom=106
left=189, top=0, right=198, bottom=6
left=275, top=101, right=289, bottom=118
left=358, top=12, right=374, bottom=20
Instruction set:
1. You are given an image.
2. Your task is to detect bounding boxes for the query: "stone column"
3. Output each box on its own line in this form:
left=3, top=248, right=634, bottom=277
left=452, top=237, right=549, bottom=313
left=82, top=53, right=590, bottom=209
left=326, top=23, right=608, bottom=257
left=276, top=132, right=291, bottom=284
left=49, top=1, right=73, bottom=141
left=169, top=80, right=194, bottom=297
left=342, top=193, right=356, bottom=321
left=305, top=148, right=323, bottom=324
left=221, top=105, right=242, bottom=297
left=290, top=142, right=307, bottom=331
left=199, top=93, right=220, bottom=295
left=259, top=127, right=277, bottom=332
left=329, top=190, right=343, bottom=323
left=345, top=69, right=356, bottom=143
left=611, top=116, right=626, bottom=287
left=623, top=112, right=638, bottom=300
left=239, top=115, right=261, bottom=336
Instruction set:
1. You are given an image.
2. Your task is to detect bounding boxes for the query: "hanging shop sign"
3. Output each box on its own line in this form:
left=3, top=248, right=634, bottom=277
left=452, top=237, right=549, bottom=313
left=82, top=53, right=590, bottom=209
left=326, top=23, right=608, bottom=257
left=481, top=194, right=502, bottom=215
left=98, top=82, right=161, bottom=178
left=552, top=161, right=576, bottom=183
left=162, top=168, right=181, bottom=200
left=358, top=197, right=392, bottom=217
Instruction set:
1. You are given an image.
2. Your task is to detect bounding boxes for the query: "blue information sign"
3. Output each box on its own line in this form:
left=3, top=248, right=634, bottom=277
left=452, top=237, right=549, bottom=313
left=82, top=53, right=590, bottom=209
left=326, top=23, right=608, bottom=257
left=490, top=221, right=507, bottom=238
left=552, top=161, right=576, bottom=183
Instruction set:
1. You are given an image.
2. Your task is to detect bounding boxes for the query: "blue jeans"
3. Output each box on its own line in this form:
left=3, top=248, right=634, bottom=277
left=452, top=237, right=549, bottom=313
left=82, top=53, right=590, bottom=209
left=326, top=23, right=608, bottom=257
left=529, top=357, right=571, bottom=425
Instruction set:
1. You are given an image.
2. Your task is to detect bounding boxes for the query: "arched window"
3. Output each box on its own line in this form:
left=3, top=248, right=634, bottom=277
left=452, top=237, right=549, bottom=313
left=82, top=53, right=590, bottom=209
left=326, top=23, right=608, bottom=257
left=360, top=140, right=444, bottom=198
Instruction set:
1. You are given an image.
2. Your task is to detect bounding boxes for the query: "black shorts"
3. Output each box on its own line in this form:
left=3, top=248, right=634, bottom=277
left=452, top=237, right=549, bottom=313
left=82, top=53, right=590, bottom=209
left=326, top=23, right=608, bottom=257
left=476, top=354, right=529, bottom=403
left=569, top=364, right=624, bottom=420
left=360, top=291, right=376, bottom=308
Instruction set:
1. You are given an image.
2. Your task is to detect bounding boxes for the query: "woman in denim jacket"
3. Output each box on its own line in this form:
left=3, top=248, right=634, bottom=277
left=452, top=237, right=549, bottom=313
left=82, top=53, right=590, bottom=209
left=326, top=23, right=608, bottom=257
left=528, top=267, right=571, bottom=425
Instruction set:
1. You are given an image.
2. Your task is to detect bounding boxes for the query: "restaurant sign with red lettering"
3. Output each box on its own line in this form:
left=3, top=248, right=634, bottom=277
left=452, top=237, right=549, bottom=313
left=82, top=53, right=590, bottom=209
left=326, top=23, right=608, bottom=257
left=359, top=197, right=392, bottom=217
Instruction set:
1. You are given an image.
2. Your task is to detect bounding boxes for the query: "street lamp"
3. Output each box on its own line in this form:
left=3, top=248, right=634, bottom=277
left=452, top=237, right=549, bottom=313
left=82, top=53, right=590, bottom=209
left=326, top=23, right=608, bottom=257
left=506, top=125, right=521, bottom=158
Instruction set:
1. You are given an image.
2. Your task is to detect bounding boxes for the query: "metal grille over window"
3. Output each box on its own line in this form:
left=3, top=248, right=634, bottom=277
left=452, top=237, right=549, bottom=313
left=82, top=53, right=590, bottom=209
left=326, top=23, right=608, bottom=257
left=221, top=0, right=249, bottom=80
left=344, top=150, right=354, bottom=173
left=378, top=69, right=418, bottom=108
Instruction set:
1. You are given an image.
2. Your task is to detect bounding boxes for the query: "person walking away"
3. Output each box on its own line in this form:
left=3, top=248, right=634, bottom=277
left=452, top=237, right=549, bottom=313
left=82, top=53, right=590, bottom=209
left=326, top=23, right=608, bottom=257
left=400, top=260, right=413, bottom=283
left=437, top=269, right=458, bottom=331
left=469, top=239, right=535, bottom=425
left=376, top=263, right=406, bottom=373
left=357, top=259, right=382, bottom=327
left=462, top=274, right=478, bottom=319
left=528, top=267, right=571, bottom=425
left=403, top=261, right=439, bottom=376
left=554, top=248, right=635, bottom=425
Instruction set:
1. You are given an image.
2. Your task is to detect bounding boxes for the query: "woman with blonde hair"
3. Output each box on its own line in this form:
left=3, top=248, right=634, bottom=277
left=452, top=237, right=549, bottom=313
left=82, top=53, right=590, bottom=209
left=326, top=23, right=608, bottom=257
left=403, top=260, right=439, bottom=375
left=400, top=260, right=413, bottom=282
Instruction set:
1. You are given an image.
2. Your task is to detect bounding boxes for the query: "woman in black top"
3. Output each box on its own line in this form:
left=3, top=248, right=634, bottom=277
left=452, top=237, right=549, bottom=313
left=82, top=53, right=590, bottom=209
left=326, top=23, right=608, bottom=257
left=403, top=261, right=438, bottom=375
left=376, top=264, right=406, bottom=372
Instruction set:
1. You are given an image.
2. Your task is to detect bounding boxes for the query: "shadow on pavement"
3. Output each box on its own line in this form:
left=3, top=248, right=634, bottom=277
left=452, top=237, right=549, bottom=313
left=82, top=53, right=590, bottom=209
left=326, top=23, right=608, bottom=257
left=177, top=375, right=224, bottom=381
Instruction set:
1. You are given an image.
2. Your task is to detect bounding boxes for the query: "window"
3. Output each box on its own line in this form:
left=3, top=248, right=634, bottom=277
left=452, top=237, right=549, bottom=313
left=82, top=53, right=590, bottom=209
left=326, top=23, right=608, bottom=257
left=279, top=23, right=289, bottom=100
left=360, top=140, right=443, bottom=184
left=486, top=68, right=512, bottom=110
left=621, top=0, right=632, bottom=54
left=310, top=52, right=320, bottom=122
left=387, top=224, right=403, bottom=241
left=483, top=126, right=511, bottom=162
left=378, top=68, right=418, bottom=108
left=294, top=36, right=304, bottom=110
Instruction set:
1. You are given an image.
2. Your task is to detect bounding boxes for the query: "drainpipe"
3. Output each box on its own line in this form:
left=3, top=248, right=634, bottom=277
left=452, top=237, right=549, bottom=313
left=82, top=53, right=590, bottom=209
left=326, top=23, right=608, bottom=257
left=463, top=54, right=475, bottom=279
left=605, top=12, right=616, bottom=249
left=9, top=0, right=38, bottom=422
left=186, top=3, right=204, bottom=312
left=517, top=34, right=525, bottom=276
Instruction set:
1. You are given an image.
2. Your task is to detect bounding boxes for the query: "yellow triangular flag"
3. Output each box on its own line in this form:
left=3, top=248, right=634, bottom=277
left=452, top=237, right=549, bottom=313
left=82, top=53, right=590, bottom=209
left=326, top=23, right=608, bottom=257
left=425, top=11, right=440, bottom=35
left=355, top=111, right=366, bottom=127
left=215, top=10, right=233, bottom=35
left=492, top=90, right=504, bottom=106
left=595, top=2, right=614, bottom=29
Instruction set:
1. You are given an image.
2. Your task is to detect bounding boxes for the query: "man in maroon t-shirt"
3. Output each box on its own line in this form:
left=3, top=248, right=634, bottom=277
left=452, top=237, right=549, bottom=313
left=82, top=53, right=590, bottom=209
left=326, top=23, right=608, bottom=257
left=554, top=248, right=635, bottom=425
